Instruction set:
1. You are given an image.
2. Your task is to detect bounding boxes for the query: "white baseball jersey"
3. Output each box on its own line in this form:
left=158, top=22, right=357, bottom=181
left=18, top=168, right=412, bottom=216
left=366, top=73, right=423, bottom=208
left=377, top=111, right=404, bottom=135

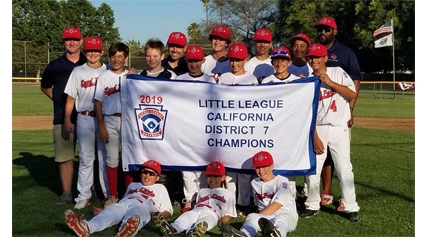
left=314, top=67, right=355, bottom=126
left=219, top=71, right=258, bottom=85
left=244, top=56, right=274, bottom=82
left=170, top=187, right=237, bottom=234
left=251, top=175, right=297, bottom=215
left=94, top=69, right=128, bottom=115
left=261, top=73, right=300, bottom=84
left=175, top=72, right=216, bottom=83
left=65, top=63, right=108, bottom=112
left=121, top=182, right=173, bottom=213
left=201, top=55, right=232, bottom=82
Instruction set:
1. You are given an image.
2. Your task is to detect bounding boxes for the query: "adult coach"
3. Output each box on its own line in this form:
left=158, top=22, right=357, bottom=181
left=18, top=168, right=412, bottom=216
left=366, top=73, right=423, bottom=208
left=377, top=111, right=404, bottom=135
left=161, top=31, right=188, bottom=76
left=315, top=16, right=362, bottom=206
left=40, top=26, right=86, bottom=205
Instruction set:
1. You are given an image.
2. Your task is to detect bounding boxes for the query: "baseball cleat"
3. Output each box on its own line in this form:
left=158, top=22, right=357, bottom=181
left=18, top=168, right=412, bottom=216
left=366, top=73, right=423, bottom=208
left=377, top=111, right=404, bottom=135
left=320, top=190, right=333, bottom=205
left=186, top=221, right=208, bottom=237
left=64, top=209, right=90, bottom=237
left=115, top=215, right=140, bottom=237
left=74, top=199, right=90, bottom=209
left=347, top=212, right=361, bottom=222
left=218, top=222, right=248, bottom=237
left=258, top=217, right=281, bottom=237
left=153, top=212, right=174, bottom=236
left=299, top=209, right=318, bottom=218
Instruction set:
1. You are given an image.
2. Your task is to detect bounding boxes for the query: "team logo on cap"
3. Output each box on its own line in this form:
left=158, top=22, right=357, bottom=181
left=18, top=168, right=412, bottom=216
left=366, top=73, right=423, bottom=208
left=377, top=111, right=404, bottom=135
left=209, top=162, right=218, bottom=169
left=171, top=32, right=183, bottom=39
left=215, top=26, right=225, bottom=33
left=255, top=154, right=265, bottom=162
left=319, top=17, right=329, bottom=24
left=189, top=46, right=197, bottom=53
left=231, top=45, right=241, bottom=52
left=135, top=105, right=168, bottom=140
left=258, top=29, right=268, bottom=36
left=310, top=44, right=318, bottom=50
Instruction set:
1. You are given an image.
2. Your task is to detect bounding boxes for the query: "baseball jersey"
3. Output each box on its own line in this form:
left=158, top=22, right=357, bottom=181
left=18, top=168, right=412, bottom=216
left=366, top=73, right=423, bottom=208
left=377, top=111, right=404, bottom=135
left=41, top=52, right=86, bottom=124
left=288, top=63, right=313, bottom=78
left=261, top=73, right=300, bottom=84
left=326, top=41, right=362, bottom=80
left=201, top=55, right=232, bottom=82
left=251, top=175, right=297, bottom=215
left=94, top=69, right=128, bottom=115
left=219, top=71, right=258, bottom=85
left=244, top=56, right=274, bottom=83
left=175, top=72, right=216, bottom=83
left=64, top=63, right=109, bottom=112
left=121, top=182, right=173, bottom=214
left=314, top=67, right=356, bottom=126
left=194, top=187, right=237, bottom=218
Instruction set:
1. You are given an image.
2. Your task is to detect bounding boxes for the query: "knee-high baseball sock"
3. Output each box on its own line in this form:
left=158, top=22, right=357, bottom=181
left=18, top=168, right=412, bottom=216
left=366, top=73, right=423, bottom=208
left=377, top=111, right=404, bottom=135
left=107, top=167, right=118, bottom=198
left=124, top=172, right=134, bottom=189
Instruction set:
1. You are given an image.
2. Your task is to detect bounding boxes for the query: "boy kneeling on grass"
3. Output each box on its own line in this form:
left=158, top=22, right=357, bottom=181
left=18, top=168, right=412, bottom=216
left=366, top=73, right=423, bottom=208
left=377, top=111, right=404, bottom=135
left=64, top=160, right=173, bottom=237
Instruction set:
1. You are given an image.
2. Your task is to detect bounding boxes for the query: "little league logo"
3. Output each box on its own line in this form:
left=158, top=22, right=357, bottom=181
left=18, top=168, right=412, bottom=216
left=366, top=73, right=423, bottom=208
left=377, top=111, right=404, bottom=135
left=135, top=105, right=168, bottom=140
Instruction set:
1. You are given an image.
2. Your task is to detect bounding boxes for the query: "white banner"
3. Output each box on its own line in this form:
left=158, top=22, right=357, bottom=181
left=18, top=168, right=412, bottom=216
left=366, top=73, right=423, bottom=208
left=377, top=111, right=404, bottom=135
left=121, top=75, right=320, bottom=176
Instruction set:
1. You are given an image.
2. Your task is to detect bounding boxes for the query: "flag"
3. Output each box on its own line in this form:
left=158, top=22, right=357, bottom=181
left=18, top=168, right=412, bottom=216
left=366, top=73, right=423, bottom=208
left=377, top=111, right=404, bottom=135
left=396, top=82, right=415, bottom=91
left=374, top=34, right=393, bottom=48
left=373, top=20, right=393, bottom=37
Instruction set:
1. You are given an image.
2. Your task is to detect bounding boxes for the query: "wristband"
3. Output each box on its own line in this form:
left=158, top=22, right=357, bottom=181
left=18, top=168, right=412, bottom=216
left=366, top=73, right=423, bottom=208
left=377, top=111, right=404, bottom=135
left=350, top=106, right=354, bottom=112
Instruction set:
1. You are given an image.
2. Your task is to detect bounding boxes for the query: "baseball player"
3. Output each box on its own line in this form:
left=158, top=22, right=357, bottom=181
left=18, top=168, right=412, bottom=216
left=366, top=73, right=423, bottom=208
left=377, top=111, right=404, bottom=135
left=244, top=28, right=275, bottom=84
left=64, top=36, right=110, bottom=209
left=64, top=160, right=173, bottom=237
left=261, top=46, right=300, bottom=85
left=288, top=32, right=313, bottom=78
left=219, top=151, right=298, bottom=237
left=161, top=31, right=188, bottom=76
left=201, top=25, right=232, bottom=82
left=94, top=42, right=130, bottom=208
left=140, top=38, right=177, bottom=79
left=153, top=161, right=237, bottom=237
left=174, top=45, right=216, bottom=213
left=219, top=42, right=258, bottom=85
left=299, top=43, right=360, bottom=222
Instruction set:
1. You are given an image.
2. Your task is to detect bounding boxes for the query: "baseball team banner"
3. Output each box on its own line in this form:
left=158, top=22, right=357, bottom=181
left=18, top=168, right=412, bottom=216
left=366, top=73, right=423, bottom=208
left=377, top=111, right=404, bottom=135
left=121, top=74, right=320, bottom=176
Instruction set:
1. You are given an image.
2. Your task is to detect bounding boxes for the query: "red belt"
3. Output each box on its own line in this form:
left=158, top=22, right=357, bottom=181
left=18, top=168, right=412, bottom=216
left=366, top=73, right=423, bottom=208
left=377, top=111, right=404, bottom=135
left=79, top=111, right=95, bottom=117
left=112, top=113, right=121, bottom=117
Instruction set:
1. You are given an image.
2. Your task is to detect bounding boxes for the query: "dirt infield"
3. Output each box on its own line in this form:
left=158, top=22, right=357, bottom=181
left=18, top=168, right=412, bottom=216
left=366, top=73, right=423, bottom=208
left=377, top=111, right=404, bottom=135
left=12, top=115, right=414, bottom=132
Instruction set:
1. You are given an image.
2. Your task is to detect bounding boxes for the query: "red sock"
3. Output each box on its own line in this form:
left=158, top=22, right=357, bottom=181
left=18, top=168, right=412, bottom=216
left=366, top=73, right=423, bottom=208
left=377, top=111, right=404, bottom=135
left=107, top=167, right=118, bottom=198
left=124, top=172, right=134, bottom=189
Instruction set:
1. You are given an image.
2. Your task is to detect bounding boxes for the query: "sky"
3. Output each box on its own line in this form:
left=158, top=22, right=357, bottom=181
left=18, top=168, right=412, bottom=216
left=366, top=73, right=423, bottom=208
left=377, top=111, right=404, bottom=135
left=90, top=0, right=207, bottom=44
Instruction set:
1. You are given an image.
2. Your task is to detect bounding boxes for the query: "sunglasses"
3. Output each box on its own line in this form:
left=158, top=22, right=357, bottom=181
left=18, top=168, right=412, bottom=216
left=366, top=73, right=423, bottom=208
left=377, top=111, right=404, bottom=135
left=142, top=170, right=157, bottom=176
left=316, top=27, right=333, bottom=33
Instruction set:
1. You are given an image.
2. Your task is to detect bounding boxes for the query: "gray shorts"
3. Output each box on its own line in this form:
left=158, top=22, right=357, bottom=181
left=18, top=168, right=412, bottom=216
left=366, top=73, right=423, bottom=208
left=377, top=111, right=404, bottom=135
left=53, top=124, right=76, bottom=162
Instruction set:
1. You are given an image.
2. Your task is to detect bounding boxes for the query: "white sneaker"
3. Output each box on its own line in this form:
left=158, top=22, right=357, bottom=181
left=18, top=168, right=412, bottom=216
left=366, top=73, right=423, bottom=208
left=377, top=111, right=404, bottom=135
left=74, top=199, right=90, bottom=209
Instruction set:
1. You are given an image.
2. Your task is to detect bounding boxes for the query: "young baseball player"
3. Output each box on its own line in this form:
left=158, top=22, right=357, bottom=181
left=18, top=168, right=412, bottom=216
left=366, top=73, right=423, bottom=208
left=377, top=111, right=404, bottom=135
left=153, top=161, right=237, bottom=237
left=94, top=42, right=130, bottom=208
left=64, top=36, right=110, bottom=209
left=261, top=46, right=300, bottom=85
left=161, top=31, right=188, bottom=76
left=219, top=42, right=258, bottom=85
left=244, top=28, right=274, bottom=84
left=40, top=26, right=85, bottom=205
left=64, top=160, right=173, bottom=237
left=201, top=25, right=232, bottom=82
left=219, top=151, right=298, bottom=237
left=288, top=32, right=313, bottom=78
left=140, top=38, right=177, bottom=79
left=299, top=43, right=360, bottom=222
left=174, top=45, right=216, bottom=213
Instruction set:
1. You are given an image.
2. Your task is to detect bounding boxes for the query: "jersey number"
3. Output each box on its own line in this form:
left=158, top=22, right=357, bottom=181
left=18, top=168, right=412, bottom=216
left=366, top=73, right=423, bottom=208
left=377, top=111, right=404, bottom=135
left=329, top=100, right=337, bottom=112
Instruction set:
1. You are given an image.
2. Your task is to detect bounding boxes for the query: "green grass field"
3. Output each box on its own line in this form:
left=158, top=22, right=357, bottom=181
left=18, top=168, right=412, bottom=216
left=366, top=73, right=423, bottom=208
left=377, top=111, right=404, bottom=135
left=12, top=84, right=415, bottom=236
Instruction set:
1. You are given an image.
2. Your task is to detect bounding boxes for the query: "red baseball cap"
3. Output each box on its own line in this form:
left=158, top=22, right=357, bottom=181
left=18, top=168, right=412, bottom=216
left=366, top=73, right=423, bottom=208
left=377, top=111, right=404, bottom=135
left=271, top=46, right=291, bottom=59
left=185, top=45, right=204, bottom=60
left=227, top=42, right=247, bottom=60
left=167, top=32, right=187, bottom=47
left=290, top=33, right=311, bottom=46
left=84, top=36, right=103, bottom=51
left=140, top=160, right=162, bottom=175
left=307, top=43, right=327, bottom=57
left=205, top=161, right=226, bottom=176
left=315, top=16, right=337, bottom=30
left=254, top=28, right=272, bottom=42
left=252, top=151, right=274, bottom=168
left=62, top=26, right=82, bottom=40
left=209, top=25, right=231, bottom=41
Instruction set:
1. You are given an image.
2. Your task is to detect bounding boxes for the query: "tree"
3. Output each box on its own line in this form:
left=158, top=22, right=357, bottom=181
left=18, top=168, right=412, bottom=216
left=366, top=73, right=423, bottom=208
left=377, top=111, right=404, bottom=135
left=201, top=0, right=210, bottom=28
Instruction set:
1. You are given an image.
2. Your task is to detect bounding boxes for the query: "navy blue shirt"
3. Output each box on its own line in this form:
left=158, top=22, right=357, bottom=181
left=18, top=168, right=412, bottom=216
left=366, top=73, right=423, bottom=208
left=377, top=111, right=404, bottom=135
left=326, top=41, right=362, bottom=80
left=40, top=52, right=86, bottom=125
left=161, top=56, right=188, bottom=76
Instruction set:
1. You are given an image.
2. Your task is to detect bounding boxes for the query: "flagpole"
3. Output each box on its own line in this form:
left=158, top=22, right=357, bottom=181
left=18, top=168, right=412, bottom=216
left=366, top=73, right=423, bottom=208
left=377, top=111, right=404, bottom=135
left=392, top=18, right=396, bottom=98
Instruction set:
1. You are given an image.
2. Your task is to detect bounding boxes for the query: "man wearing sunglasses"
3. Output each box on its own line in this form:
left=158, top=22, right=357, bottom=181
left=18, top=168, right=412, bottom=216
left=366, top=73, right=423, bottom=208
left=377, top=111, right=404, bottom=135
left=314, top=16, right=362, bottom=213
